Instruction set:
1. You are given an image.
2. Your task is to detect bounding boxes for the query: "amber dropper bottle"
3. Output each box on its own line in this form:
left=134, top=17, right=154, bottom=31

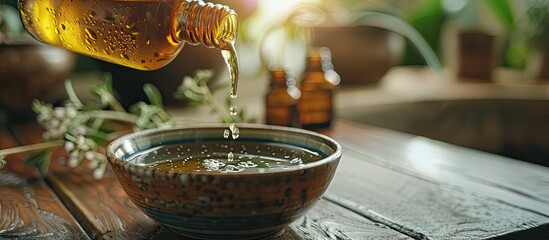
left=297, top=47, right=339, bottom=130
left=265, top=67, right=301, bottom=127
left=18, top=0, right=239, bottom=96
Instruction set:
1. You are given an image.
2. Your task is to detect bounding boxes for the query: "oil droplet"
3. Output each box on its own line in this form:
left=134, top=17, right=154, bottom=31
left=227, top=152, right=234, bottom=161
left=125, top=21, right=136, bottom=29
left=229, top=106, right=237, bottom=116
left=84, top=27, right=97, bottom=40
left=120, top=53, right=130, bottom=60
left=229, top=123, right=239, bottom=139
left=60, top=23, right=66, bottom=30
left=223, top=129, right=230, bottom=139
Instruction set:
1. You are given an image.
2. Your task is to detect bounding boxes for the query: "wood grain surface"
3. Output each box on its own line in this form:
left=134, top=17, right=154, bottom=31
left=324, top=120, right=549, bottom=239
left=10, top=123, right=408, bottom=239
left=0, top=128, right=89, bottom=239
left=4, top=120, right=549, bottom=239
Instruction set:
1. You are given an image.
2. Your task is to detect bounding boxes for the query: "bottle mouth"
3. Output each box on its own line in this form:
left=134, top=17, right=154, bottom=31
left=215, top=13, right=238, bottom=49
left=175, top=1, right=238, bottom=50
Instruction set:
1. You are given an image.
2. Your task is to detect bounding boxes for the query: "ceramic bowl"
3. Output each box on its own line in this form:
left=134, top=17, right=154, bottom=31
left=106, top=124, right=341, bottom=239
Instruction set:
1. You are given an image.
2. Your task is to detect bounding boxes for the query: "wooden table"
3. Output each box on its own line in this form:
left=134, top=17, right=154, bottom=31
left=1, top=119, right=549, bottom=239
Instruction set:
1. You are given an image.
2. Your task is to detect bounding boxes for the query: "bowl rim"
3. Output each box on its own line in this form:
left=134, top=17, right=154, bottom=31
left=106, top=123, right=342, bottom=175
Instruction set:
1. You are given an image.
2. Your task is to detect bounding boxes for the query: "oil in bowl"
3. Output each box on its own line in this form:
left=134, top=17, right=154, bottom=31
left=107, top=124, right=341, bottom=239
left=129, top=140, right=323, bottom=173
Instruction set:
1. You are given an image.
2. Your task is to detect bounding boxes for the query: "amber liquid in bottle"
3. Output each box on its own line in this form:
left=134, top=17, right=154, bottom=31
left=265, top=68, right=301, bottom=127
left=18, top=0, right=239, bottom=98
left=298, top=47, right=338, bottom=130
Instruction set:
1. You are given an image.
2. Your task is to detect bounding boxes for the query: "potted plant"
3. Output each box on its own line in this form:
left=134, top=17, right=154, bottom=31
left=243, top=1, right=442, bottom=86
left=507, top=0, right=549, bottom=83
left=401, top=0, right=515, bottom=82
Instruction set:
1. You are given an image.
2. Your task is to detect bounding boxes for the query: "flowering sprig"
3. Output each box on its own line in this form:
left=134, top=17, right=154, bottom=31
left=0, top=69, right=249, bottom=179
left=0, top=73, right=174, bottom=179
left=174, top=69, right=251, bottom=123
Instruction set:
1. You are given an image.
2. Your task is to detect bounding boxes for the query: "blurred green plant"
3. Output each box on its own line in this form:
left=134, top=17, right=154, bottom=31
left=506, top=0, right=549, bottom=68
left=401, top=0, right=515, bottom=66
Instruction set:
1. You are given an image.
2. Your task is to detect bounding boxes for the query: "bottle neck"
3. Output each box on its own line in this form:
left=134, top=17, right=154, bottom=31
left=270, top=69, right=297, bottom=88
left=174, top=0, right=238, bottom=50
left=270, top=69, right=286, bottom=85
left=306, top=56, right=323, bottom=72
left=305, top=47, right=334, bottom=72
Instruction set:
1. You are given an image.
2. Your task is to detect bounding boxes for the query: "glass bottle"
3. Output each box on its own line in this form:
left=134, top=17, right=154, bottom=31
left=265, top=67, right=301, bottom=127
left=297, top=47, right=339, bottom=130
left=18, top=0, right=239, bottom=96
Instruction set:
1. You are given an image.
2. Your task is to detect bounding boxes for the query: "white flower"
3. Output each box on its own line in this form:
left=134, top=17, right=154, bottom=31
left=93, top=167, right=105, bottom=179
left=85, top=151, right=95, bottom=161
left=182, top=76, right=195, bottom=88
left=68, top=156, right=79, bottom=168
left=64, top=142, right=75, bottom=151
left=76, top=135, right=85, bottom=145
left=53, top=107, right=65, bottom=118
left=66, top=108, right=77, bottom=118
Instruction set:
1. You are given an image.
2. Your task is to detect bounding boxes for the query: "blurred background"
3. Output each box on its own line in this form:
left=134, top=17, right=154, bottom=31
left=1, top=0, right=548, bottom=165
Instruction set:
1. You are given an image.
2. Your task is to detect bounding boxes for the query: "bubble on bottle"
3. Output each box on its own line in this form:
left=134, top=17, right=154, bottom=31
left=84, top=27, right=97, bottom=40
left=227, top=152, right=234, bottom=161
left=120, top=53, right=130, bottom=60
left=125, top=21, right=136, bottom=29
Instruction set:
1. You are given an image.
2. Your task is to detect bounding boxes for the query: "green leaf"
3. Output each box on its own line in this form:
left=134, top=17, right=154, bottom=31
left=143, top=83, right=163, bottom=106
left=0, top=156, right=6, bottom=169
left=128, top=102, right=142, bottom=115
left=102, top=72, right=114, bottom=93
left=65, top=80, right=84, bottom=109
left=24, top=151, right=52, bottom=176
left=402, top=0, right=446, bottom=66
left=210, top=82, right=229, bottom=94
left=484, top=0, right=515, bottom=31
left=84, top=131, right=110, bottom=144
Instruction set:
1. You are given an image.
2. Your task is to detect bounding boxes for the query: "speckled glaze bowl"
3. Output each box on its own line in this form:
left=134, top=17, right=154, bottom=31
left=106, top=124, right=341, bottom=239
